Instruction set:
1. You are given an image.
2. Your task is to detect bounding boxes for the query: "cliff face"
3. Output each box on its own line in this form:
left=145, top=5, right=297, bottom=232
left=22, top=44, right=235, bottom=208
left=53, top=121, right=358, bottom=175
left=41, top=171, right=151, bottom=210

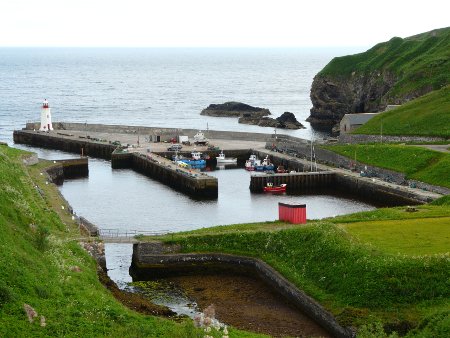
left=308, top=71, right=397, bottom=129
left=308, top=27, right=450, bottom=130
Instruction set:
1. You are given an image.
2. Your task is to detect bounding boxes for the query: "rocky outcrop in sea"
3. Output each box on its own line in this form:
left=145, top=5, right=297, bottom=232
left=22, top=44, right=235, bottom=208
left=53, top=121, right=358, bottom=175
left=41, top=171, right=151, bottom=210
left=239, top=111, right=305, bottom=129
left=201, top=102, right=304, bottom=129
left=200, top=101, right=270, bottom=118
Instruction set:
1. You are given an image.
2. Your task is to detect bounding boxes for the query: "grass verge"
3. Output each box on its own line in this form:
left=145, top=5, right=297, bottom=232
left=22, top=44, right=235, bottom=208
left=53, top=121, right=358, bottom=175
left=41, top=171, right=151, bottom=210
left=0, top=145, right=262, bottom=338
left=353, top=86, right=450, bottom=138
left=323, top=144, right=450, bottom=188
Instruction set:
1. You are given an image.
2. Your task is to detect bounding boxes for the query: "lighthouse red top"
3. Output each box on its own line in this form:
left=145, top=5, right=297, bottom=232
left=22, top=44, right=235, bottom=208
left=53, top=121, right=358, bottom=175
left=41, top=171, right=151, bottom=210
left=43, top=99, right=49, bottom=109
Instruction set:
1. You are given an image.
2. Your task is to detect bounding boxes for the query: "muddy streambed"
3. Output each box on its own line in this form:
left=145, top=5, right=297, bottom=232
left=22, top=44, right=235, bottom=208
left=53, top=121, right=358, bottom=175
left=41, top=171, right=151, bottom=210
left=163, top=274, right=329, bottom=337
left=106, top=244, right=330, bottom=337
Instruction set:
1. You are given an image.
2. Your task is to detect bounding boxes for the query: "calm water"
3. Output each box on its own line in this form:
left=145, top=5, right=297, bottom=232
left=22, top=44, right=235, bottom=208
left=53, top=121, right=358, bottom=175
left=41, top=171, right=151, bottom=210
left=0, top=47, right=365, bottom=144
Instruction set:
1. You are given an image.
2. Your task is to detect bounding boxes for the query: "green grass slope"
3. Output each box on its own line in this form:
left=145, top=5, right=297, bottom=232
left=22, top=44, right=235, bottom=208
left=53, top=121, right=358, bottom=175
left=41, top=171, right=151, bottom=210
left=319, top=27, right=450, bottom=99
left=353, top=86, right=450, bottom=137
left=0, top=145, right=261, bottom=338
left=323, top=144, right=450, bottom=188
left=159, top=211, right=450, bottom=336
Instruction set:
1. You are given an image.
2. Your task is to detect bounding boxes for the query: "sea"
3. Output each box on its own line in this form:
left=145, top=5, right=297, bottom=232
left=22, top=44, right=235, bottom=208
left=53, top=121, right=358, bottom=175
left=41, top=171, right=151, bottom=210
left=0, top=47, right=366, bottom=144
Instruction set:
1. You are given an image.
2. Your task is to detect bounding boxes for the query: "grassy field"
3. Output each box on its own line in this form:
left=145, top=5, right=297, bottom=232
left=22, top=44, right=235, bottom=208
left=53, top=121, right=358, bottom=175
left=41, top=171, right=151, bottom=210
left=158, top=215, right=449, bottom=336
left=340, top=217, right=450, bottom=256
left=353, top=86, right=450, bottom=137
left=323, top=144, right=450, bottom=188
left=319, top=27, right=450, bottom=100
left=0, top=145, right=262, bottom=338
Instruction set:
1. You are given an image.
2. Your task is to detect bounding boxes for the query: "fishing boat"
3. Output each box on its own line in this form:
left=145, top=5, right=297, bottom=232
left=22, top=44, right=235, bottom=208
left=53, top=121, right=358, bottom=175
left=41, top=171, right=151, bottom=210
left=276, top=165, right=287, bottom=173
left=263, top=183, right=287, bottom=193
left=216, top=151, right=237, bottom=164
left=193, top=130, right=209, bottom=145
left=178, top=151, right=207, bottom=169
left=245, top=154, right=259, bottom=171
left=261, top=155, right=275, bottom=171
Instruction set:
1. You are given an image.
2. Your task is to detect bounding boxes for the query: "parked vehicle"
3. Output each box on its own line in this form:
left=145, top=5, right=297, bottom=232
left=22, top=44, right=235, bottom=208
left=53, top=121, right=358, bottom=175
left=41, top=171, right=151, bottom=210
left=167, top=144, right=183, bottom=151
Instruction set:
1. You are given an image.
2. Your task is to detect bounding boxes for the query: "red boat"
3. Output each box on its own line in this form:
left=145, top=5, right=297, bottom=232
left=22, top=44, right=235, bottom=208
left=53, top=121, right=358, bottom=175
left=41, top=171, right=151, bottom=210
left=263, top=183, right=287, bottom=193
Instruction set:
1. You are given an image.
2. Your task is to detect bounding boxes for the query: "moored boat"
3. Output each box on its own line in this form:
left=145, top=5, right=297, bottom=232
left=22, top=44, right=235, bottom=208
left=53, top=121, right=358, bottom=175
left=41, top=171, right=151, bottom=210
left=245, top=154, right=259, bottom=171
left=261, top=155, right=275, bottom=171
left=178, top=151, right=207, bottom=168
left=263, top=183, right=287, bottom=193
left=216, top=151, right=237, bottom=164
left=277, top=165, right=287, bottom=173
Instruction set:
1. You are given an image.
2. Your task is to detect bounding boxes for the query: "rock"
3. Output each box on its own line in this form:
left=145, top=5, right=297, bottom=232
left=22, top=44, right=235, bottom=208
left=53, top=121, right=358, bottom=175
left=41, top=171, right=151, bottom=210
left=200, top=101, right=271, bottom=118
left=276, top=112, right=305, bottom=129
left=239, top=112, right=304, bottom=129
left=307, top=73, right=396, bottom=130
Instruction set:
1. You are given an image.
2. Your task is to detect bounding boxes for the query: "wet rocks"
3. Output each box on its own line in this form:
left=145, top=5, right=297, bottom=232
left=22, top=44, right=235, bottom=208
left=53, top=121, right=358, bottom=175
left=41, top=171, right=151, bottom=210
left=200, top=102, right=271, bottom=118
left=239, top=111, right=305, bottom=129
left=201, top=102, right=304, bottom=129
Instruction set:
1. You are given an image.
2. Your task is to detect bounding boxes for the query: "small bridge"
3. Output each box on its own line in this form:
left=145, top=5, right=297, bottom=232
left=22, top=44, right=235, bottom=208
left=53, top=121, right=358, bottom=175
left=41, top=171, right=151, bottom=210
left=98, top=228, right=172, bottom=243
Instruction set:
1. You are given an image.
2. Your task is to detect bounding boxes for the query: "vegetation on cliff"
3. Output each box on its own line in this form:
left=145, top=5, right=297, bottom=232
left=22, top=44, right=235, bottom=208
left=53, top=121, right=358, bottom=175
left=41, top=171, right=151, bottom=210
left=309, top=27, right=450, bottom=128
left=0, top=145, right=260, bottom=337
left=319, top=28, right=449, bottom=96
left=323, top=144, right=450, bottom=188
left=353, top=85, right=450, bottom=137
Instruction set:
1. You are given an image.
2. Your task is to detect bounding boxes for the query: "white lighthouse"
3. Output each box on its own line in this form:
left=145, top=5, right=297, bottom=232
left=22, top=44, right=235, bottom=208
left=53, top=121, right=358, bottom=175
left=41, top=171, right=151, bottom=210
left=39, top=99, right=53, bottom=131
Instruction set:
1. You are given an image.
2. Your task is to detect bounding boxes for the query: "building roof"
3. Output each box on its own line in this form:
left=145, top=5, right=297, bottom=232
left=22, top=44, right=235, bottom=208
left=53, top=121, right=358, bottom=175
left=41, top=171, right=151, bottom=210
left=341, top=113, right=379, bottom=125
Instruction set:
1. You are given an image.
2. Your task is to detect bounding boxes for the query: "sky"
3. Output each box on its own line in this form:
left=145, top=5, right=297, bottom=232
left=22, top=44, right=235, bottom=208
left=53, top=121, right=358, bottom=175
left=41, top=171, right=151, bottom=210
left=0, top=0, right=448, bottom=47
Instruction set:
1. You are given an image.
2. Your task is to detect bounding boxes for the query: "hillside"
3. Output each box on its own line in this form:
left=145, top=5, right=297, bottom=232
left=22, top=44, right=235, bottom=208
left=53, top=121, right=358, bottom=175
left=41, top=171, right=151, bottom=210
left=157, top=205, right=450, bottom=337
left=353, top=85, right=450, bottom=137
left=0, top=145, right=259, bottom=337
left=307, top=27, right=450, bottom=130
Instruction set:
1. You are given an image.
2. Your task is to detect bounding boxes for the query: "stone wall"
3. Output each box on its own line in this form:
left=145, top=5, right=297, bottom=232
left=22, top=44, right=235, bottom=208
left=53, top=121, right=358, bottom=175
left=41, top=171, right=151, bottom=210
left=267, top=136, right=450, bottom=195
left=25, top=122, right=272, bottom=142
left=339, top=134, right=448, bottom=144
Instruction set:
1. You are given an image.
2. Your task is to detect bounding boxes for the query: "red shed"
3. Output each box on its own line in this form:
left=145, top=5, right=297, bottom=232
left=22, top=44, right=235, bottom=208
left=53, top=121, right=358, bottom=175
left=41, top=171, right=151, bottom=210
left=278, top=203, right=306, bottom=224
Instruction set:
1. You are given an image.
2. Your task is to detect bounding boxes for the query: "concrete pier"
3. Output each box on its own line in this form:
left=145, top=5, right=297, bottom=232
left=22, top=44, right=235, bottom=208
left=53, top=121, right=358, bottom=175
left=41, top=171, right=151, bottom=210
left=13, top=123, right=443, bottom=204
left=250, top=171, right=335, bottom=192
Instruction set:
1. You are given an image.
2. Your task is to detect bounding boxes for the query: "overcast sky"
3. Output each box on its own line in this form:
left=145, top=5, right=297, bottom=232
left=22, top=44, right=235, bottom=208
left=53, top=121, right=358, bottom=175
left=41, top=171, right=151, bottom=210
left=0, top=0, right=448, bottom=47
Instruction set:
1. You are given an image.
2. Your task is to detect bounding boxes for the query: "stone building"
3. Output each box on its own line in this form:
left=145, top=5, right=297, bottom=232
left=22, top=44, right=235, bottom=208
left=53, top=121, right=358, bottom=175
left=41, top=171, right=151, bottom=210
left=339, top=113, right=379, bottom=134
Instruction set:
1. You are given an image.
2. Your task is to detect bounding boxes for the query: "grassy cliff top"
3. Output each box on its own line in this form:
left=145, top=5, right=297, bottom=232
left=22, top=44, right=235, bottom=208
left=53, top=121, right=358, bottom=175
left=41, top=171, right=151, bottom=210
left=319, top=27, right=450, bottom=97
left=353, top=85, right=450, bottom=137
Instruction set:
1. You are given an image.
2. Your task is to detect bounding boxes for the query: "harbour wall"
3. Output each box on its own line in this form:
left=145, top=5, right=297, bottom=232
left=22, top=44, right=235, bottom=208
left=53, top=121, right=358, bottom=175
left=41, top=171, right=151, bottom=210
left=267, top=135, right=450, bottom=196
left=24, top=122, right=272, bottom=142
left=14, top=130, right=116, bottom=160
left=130, top=153, right=218, bottom=198
left=45, top=158, right=89, bottom=185
left=131, top=242, right=354, bottom=338
left=252, top=150, right=430, bottom=205
left=250, top=172, right=335, bottom=192
left=14, top=130, right=218, bottom=198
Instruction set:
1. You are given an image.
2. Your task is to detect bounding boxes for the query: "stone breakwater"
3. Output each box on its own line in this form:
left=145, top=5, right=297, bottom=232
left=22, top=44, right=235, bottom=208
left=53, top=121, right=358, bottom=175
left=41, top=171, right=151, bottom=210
left=130, top=242, right=355, bottom=338
left=265, top=135, right=448, bottom=199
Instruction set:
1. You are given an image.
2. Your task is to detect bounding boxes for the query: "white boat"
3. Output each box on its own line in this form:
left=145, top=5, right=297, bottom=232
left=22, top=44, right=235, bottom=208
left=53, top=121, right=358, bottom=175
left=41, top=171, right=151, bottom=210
left=193, top=130, right=209, bottom=145
left=216, top=151, right=237, bottom=164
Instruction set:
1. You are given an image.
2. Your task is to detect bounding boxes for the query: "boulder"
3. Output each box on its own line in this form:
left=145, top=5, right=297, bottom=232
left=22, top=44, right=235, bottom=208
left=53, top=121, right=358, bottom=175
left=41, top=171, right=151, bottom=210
left=239, top=112, right=305, bottom=129
left=200, top=101, right=271, bottom=118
